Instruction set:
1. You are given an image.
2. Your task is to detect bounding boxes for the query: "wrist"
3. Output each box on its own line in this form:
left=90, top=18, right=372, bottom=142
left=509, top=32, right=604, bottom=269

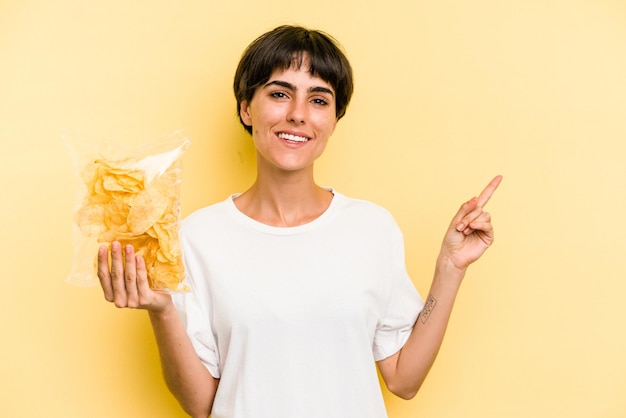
left=435, top=253, right=467, bottom=284
left=148, top=300, right=178, bottom=322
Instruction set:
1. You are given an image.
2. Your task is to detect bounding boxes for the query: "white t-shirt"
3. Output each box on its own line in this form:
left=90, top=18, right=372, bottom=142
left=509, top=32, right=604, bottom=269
left=172, top=191, right=423, bottom=418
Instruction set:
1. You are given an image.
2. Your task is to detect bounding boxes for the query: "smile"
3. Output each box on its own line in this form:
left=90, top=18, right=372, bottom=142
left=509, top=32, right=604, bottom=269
left=278, top=132, right=309, bottom=143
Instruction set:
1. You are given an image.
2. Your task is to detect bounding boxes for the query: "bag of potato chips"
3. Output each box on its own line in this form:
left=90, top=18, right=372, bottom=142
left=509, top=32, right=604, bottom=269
left=65, top=130, right=191, bottom=292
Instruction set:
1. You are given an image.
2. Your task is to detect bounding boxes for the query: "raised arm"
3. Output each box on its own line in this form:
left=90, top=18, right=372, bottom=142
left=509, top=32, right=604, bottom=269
left=377, top=175, right=502, bottom=399
left=98, top=242, right=218, bottom=417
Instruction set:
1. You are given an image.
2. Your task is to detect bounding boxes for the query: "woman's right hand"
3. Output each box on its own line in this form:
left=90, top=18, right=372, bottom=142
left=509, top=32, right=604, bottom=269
left=97, top=241, right=173, bottom=311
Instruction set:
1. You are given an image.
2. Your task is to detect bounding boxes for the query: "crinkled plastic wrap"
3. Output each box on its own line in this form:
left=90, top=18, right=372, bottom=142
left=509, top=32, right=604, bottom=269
left=65, top=131, right=190, bottom=293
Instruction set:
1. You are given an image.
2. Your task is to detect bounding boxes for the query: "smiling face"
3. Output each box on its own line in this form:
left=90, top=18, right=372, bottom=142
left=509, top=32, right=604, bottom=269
left=239, top=61, right=338, bottom=175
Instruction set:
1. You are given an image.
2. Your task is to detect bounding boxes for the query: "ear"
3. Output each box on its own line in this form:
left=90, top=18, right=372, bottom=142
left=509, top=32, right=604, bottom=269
left=240, top=100, right=252, bottom=126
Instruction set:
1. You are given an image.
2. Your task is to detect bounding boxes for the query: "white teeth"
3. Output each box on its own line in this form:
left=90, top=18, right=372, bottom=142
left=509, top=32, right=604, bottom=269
left=278, top=133, right=308, bottom=142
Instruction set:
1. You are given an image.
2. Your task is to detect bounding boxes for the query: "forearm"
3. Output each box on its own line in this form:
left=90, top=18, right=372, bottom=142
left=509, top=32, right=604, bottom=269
left=149, top=303, right=218, bottom=418
left=380, top=255, right=465, bottom=399
left=381, top=176, right=501, bottom=399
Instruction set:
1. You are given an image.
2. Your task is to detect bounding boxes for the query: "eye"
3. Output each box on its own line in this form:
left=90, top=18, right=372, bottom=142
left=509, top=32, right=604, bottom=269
left=270, top=91, right=288, bottom=99
left=312, top=98, right=329, bottom=106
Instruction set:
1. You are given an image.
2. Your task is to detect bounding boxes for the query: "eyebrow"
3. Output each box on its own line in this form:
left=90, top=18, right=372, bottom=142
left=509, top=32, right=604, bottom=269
left=263, top=80, right=335, bottom=97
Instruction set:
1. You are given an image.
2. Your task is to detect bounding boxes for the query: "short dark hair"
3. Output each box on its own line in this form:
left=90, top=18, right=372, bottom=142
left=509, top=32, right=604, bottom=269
left=233, top=25, right=354, bottom=134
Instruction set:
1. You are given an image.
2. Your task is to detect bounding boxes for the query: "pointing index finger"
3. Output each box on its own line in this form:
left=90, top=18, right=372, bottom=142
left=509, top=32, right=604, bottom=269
left=476, top=175, right=503, bottom=208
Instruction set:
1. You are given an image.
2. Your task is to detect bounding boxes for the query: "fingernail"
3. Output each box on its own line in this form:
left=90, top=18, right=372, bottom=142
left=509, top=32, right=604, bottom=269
left=456, top=223, right=465, bottom=231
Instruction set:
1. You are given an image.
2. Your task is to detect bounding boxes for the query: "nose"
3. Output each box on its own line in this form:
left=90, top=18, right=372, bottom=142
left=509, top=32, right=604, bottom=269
left=287, top=99, right=307, bottom=124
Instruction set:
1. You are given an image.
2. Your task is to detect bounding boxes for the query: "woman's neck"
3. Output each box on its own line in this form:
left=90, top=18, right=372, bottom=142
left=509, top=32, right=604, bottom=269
left=234, top=171, right=333, bottom=227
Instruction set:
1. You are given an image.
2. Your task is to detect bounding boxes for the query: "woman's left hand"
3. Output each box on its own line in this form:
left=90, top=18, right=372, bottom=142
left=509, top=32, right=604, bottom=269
left=440, top=175, right=503, bottom=271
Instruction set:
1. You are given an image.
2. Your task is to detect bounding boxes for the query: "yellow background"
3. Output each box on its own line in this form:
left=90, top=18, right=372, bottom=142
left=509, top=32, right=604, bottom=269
left=2, top=0, right=625, bottom=417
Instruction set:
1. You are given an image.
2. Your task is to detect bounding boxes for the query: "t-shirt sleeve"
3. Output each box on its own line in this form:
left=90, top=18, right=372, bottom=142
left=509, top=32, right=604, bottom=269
left=372, top=220, right=424, bottom=361
left=171, top=289, right=220, bottom=378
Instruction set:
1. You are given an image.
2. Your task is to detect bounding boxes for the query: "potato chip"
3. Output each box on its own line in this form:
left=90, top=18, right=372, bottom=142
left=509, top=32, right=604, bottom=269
left=127, top=186, right=169, bottom=235
left=74, top=204, right=107, bottom=236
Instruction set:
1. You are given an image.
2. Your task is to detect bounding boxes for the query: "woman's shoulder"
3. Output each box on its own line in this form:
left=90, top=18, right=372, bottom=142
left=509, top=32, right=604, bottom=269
left=332, top=190, right=397, bottom=225
left=182, top=195, right=237, bottom=229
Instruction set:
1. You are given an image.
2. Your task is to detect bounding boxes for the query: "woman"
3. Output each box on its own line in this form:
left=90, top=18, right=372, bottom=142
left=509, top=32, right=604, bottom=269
left=98, top=25, right=502, bottom=418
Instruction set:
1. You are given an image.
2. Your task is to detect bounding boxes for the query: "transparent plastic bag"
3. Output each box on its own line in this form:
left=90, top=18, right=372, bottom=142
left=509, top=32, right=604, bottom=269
left=64, top=130, right=191, bottom=292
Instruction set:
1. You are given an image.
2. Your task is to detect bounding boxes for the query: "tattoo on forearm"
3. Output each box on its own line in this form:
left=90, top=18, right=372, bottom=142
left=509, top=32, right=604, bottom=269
left=419, top=294, right=437, bottom=324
